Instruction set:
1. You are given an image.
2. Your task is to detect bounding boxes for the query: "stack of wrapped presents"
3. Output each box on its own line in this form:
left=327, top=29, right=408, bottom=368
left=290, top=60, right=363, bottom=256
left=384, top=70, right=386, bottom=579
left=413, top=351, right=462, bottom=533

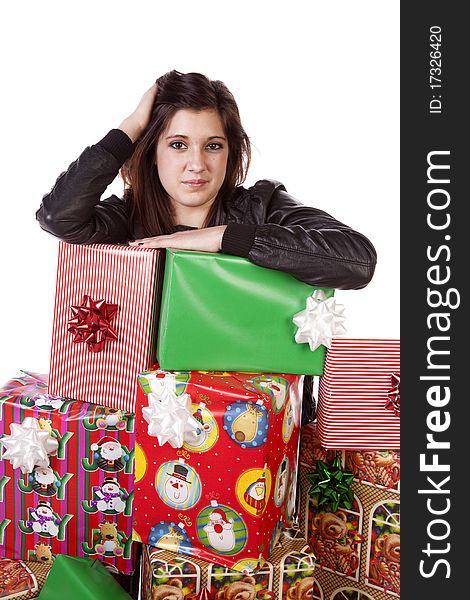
left=0, top=242, right=399, bottom=600
left=299, top=339, right=400, bottom=600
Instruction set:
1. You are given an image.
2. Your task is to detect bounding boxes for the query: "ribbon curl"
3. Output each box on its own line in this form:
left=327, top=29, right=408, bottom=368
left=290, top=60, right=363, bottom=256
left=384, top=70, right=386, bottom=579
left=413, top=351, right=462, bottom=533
left=293, top=290, right=346, bottom=351
left=385, top=372, right=400, bottom=417
left=68, top=295, right=119, bottom=353
left=142, top=391, right=201, bottom=448
left=1, top=417, right=59, bottom=474
left=307, top=457, right=354, bottom=512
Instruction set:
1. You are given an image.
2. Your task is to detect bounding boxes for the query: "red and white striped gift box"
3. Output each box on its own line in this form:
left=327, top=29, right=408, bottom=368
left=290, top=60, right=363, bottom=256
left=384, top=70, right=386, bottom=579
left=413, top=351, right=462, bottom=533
left=48, top=242, right=161, bottom=412
left=316, top=338, right=400, bottom=449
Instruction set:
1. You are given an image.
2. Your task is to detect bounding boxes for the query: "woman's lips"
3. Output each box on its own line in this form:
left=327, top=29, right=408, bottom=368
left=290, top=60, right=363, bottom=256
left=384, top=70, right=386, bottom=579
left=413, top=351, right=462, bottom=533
left=182, top=180, right=208, bottom=188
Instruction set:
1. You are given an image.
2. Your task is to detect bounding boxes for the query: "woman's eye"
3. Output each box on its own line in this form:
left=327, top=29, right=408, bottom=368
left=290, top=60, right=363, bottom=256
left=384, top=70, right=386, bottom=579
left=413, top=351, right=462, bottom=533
left=170, top=141, right=186, bottom=149
left=206, top=143, right=223, bottom=151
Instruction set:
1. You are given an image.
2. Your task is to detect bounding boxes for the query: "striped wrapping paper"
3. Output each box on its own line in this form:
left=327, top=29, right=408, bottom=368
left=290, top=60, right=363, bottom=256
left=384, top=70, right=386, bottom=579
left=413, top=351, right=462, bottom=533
left=48, top=243, right=161, bottom=412
left=0, top=371, right=135, bottom=574
left=316, top=338, right=400, bottom=449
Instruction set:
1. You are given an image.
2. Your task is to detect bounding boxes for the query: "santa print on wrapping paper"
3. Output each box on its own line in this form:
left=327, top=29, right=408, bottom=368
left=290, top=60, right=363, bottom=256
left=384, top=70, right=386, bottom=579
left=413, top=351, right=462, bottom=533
left=19, top=465, right=72, bottom=500
left=196, top=502, right=247, bottom=555
left=244, top=376, right=289, bottom=413
left=30, top=465, right=57, bottom=496
left=84, top=436, right=130, bottom=473
left=203, top=506, right=236, bottom=552
left=274, top=456, right=289, bottom=507
left=16, top=464, right=72, bottom=501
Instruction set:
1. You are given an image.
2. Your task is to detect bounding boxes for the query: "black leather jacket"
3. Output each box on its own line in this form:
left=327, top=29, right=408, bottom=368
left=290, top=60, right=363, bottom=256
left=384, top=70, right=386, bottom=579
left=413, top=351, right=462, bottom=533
left=37, top=129, right=377, bottom=290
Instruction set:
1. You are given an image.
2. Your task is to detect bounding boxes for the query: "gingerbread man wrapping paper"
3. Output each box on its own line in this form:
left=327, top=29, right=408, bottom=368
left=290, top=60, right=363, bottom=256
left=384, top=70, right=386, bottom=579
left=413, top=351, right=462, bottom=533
left=0, top=371, right=135, bottom=574
left=133, top=368, right=304, bottom=572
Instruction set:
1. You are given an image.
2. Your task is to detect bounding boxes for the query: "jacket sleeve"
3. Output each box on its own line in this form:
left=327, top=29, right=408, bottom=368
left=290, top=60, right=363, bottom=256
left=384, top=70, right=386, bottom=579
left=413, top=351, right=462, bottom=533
left=221, top=180, right=377, bottom=289
left=36, top=129, right=134, bottom=244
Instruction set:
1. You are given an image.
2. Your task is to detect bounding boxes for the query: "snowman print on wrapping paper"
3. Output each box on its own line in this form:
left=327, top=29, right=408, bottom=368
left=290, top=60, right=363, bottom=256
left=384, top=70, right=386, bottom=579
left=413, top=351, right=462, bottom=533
left=156, top=460, right=201, bottom=510
left=183, top=404, right=218, bottom=453
left=92, top=477, right=126, bottom=514
left=34, top=394, right=65, bottom=412
left=91, top=437, right=126, bottom=472
left=28, top=501, right=59, bottom=537
left=223, top=401, right=269, bottom=448
left=274, top=456, right=289, bottom=507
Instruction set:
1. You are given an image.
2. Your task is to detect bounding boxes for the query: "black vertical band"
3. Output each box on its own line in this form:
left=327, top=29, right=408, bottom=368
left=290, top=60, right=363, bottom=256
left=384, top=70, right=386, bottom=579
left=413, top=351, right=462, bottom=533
left=401, top=4, right=467, bottom=597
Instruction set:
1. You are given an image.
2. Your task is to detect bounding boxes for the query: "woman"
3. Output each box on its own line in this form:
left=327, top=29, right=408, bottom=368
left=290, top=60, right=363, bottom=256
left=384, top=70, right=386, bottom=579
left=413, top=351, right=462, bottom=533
left=37, top=70, right=377, bottom=424
left=36, top=70, right=376, bottom=289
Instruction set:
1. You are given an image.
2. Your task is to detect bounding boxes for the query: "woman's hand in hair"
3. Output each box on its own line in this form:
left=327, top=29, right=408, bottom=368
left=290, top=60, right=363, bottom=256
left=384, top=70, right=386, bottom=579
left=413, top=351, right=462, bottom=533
left=129, top=226, right=227, bottom=253
left=118, top=83, right=158, bottom=143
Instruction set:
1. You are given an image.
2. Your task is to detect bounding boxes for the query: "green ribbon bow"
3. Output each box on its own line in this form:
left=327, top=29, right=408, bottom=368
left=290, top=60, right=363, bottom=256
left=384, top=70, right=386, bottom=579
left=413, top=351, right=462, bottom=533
left=307, top=457, right=354, bottom=512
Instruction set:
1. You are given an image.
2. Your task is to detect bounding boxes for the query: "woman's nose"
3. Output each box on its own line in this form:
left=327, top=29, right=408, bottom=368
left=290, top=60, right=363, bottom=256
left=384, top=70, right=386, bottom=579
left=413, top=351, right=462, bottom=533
left=187, top=148, right=206, bottom=172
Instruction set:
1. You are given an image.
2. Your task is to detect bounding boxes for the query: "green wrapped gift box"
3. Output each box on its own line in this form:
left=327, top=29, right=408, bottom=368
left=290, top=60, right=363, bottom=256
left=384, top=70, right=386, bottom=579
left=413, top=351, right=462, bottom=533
left=38, top=556, right=132, bottom=600
left=157, top=250, right=334, bottom=374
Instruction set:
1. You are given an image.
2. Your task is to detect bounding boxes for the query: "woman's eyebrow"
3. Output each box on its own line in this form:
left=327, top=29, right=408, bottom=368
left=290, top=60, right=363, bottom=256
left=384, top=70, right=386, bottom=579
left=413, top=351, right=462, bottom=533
left=165, top=134, right=227, bottom=140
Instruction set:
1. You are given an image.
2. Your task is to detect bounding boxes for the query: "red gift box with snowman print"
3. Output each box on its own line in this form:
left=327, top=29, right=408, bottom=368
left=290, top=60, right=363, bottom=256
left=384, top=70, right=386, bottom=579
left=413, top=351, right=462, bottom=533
left=0, top=371, right=135, bottom=574
left=133, top=368, right=304, bottom=573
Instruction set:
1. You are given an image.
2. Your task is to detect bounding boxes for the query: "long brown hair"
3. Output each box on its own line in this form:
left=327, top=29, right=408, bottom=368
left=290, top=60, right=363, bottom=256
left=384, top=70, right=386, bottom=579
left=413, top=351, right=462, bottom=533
left=121, top=71, right=251, bottom=237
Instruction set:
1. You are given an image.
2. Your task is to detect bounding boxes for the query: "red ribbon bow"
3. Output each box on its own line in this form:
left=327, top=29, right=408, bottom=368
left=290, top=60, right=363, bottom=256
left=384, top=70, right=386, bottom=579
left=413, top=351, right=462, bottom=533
left=385, top=372, right=400, bottom=417
left=67, top=295, right=119, bottom=353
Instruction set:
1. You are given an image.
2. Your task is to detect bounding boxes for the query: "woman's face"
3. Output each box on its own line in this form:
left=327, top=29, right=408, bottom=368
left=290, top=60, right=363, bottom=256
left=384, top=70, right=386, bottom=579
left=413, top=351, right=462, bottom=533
left=156, top=108, right=229, bottom=225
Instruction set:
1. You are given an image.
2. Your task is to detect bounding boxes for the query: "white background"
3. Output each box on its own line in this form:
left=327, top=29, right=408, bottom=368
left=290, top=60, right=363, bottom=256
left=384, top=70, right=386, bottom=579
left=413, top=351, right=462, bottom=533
left=0, top=1, right=399, bottom=384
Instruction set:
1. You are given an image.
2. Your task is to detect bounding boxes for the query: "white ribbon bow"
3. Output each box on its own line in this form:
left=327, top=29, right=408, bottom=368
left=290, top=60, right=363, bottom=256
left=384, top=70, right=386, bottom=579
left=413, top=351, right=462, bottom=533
left=293, top=290, right=346, bottom=351
left=1, top=417, right=59, bottom=474
left=142, top=391, right=201, bottom=448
